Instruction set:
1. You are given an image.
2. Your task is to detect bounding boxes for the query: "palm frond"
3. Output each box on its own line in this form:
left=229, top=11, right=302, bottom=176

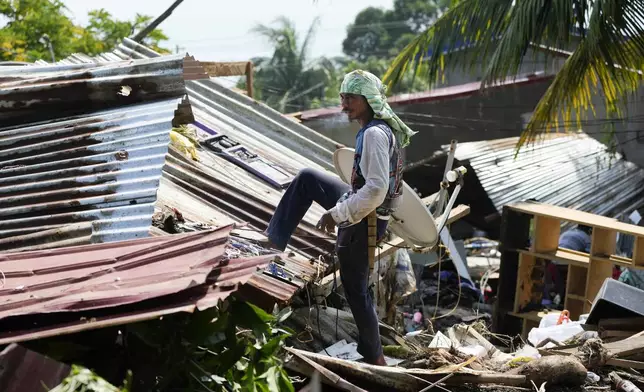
left=300, top=16, right=321, bottom=66
left=520, top=1, right=644, bottom=147
left=384, top=0, right=644, bottom=151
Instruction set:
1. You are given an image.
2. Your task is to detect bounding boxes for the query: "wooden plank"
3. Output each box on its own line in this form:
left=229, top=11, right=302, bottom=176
left=508, top=201, right=619, bottom=229
left=585, top=228, right=617, bottom=312
left=518, top=248, right=589, bottom=267
left=532, top=215, right=560, bottom=253
left=591, top=228, right=618, bottom=257
left=606, top=358, right=644, bottom=370
left=510, top=202, right=644, bottom=237
left=567, top=264, right=588, bottom=297
left=513, top=253, right=537, bottom=312
left=246, top=62, right=254, bottom=98
left=591, top=254, right=636, bottom=268
left=599, top=317, right=644, bottom=331
left=601, top=330, right=638, bottom=339
left=201, top=61, right=249, bottom=77
left=376, top=204, right=470, bottom=260
left=634, top=236, right=644, bottom=267
left=606, top=335, right=644, bottom=358
left=553, top=335, right=644, bottom=357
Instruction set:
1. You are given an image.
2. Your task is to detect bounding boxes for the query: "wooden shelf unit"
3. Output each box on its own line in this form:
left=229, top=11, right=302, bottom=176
left=494, top=201, right=644, bottom=337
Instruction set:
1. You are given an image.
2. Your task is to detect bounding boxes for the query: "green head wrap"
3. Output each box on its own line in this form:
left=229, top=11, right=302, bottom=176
left=340, top=69, right=416, bottom=148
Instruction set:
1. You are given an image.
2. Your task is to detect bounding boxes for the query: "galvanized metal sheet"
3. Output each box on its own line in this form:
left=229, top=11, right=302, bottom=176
left=0, top=55, right=186, bottom=249
left=0, top=99, right=180, bottom=245
left=451, top=134, right=644, bottom=220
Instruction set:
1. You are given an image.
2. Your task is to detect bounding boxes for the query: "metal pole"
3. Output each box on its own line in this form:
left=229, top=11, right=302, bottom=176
left=131, top=0, right=185, bottom=43
left=47, top=42, right=56, bottom=63
left=40, top=34, right=55, bottom=63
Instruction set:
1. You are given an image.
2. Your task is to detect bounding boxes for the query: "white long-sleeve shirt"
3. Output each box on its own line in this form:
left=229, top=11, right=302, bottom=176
left=329, top=125, right=391, bottom=225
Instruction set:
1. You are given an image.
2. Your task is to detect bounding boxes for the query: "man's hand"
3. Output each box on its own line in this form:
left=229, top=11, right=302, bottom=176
left=316, top=212, right=337, bottom=234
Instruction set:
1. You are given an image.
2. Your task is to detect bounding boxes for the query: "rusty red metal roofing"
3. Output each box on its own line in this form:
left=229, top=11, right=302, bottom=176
left=296, top=73, right=555, bottom=121
left=0, top=224, right=274, bottom=345
left=0, top=344, right=69, bottom=392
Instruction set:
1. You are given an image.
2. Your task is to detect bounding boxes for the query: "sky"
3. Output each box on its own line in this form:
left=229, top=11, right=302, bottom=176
left=61, top=0, right=394, bottom=61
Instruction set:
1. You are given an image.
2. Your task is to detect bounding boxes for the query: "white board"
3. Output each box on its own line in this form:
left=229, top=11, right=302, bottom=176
left=333, top=147, right=438, bottom=248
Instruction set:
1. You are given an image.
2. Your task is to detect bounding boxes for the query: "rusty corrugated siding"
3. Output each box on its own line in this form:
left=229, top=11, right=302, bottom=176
left=0, top=225, right=274, bottom=345
left=0, top=56, right=186, bottom=249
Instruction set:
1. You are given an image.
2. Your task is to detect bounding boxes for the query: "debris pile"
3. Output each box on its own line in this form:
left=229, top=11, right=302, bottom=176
left=285, top=305, right=644, bottom=392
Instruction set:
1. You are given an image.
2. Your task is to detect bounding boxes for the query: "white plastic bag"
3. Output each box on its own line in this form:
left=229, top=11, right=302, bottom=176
left=372, top=249, right=417, bottom=319
left=528, top=322, right=584, bottom=347
left=394, top=249, right=417, bottom=298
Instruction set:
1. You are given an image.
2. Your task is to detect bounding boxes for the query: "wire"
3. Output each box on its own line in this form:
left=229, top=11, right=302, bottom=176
left=432, top=243, right=443, bottom=320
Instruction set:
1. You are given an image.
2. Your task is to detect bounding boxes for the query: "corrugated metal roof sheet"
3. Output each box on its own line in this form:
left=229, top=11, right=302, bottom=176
left=451, top=134, right=644, bottom=219
left=0, top=224, right=274, bottom=345
left=0, top=55, right=186, bottom=249
left=56, top=38, right=337, bottom=170
left=0, top=55, right=186, bottom=127
left=25, top=40, right=336, bottom=305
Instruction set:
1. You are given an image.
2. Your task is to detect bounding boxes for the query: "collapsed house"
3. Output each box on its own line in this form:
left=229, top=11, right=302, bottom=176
left=2, top=39, right=644, bottom=392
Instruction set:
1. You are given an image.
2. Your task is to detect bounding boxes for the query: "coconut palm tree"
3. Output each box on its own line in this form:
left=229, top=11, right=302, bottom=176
left=247, top=17, right=342, bottom=113
left=383, top=0, right=644, bottom=149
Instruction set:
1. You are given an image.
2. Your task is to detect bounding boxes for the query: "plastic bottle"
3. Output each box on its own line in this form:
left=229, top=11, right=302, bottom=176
left=610, top=372, right=643, bottom=392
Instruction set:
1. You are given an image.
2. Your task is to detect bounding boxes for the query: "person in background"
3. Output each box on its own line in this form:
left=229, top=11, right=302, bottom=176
left=559, top=225, right=592, bottom=253
left=262, top=70, right=415, bottom=365
left=544, top=225, right=593, bottom=305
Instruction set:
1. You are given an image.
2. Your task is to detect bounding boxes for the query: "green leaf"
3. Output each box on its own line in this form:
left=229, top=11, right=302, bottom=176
left=217, top=343, right=247, bottom=374
left=384, top=0, right=644, bottom=152
left=231, top=301, right=274, bottom=332
left=275, top=307, right=293, bottom=324
left=278, top=368, right=295, bottom=392
left=263, top=366, right=281, bottom=392
left=260, top=335, right=286, bottom=359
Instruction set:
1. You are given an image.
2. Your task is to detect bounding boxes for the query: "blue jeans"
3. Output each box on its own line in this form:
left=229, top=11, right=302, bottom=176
left=266, top=168, right=387, bottom=363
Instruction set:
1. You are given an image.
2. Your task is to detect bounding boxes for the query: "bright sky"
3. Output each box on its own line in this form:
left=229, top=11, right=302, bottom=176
left=62, top=0, right=394, bottom=61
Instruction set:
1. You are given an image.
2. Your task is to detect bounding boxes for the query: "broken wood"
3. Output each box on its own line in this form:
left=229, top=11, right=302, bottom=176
left=285, top=347, right=367, bottom=392
left=199, top=61, right=254, bottom=98
left=286, top=347, right=526, bottom=392
left=607, top=358, right=644, bottom=370
left=375, top=204, right=470, bottom=260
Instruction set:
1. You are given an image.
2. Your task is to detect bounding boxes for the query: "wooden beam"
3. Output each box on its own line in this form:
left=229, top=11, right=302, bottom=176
left=312, top=267, right=341, bottom=300
left=606, top=358, right=644, bottom=370
left=200, top=61, right=249, bottom=77
left=377, top=204, right=470, bottom=259
left=245, top=62, right=254, bottom=99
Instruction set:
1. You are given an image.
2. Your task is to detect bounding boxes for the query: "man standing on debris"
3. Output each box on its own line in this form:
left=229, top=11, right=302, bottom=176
left=263, top=70, right=415, bottom=366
